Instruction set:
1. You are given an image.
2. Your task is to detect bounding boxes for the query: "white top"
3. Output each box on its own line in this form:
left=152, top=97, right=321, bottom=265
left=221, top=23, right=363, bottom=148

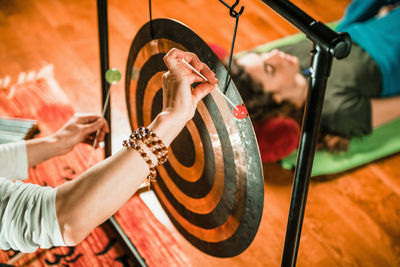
left=0, top=141, right=65, bottom=252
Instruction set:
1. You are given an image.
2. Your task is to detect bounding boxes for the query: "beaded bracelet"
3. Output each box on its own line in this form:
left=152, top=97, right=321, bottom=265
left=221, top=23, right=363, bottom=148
left=122, top=127, right=168, bottom=185
left=129, top=127, right=168, bottom=166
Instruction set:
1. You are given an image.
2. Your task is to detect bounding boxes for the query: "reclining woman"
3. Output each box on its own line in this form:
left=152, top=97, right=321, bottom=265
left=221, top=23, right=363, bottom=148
left=229, top=0, right=400, bottom=152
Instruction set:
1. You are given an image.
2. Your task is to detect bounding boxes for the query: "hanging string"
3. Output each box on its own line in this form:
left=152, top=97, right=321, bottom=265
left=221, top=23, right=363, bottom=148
left=149, top=0, right=154, bottom=38
left=218, top=0, right=244, bottom=94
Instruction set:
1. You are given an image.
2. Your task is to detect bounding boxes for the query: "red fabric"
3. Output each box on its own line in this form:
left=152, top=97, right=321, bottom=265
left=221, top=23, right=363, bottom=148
left=253, top=117, right=300, bottom=162
left=208, top=43, right=227, bottom=60
left=0, top=69, right=189, bottom=266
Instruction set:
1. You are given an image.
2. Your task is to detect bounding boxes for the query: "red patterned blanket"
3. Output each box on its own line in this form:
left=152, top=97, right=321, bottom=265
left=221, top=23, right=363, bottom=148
left=0, top=66, right=188, bottom=266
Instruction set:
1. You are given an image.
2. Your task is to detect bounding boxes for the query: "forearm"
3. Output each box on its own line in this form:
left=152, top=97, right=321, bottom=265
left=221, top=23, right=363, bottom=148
left=55, top=113, right=186, bottom=245
left=25, top=135, right=62, bottom=167
left=25, top=114, right=109, bottom=168
left=56, top=147, right=148, bottom=245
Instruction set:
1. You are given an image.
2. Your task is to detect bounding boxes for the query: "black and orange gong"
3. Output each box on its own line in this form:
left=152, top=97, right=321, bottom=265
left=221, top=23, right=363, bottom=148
left=125, top=18, right=264, bottom=258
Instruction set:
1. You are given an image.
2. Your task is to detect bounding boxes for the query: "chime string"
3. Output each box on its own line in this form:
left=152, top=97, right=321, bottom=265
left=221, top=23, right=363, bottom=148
left=218, top=0, right=244, bottom=94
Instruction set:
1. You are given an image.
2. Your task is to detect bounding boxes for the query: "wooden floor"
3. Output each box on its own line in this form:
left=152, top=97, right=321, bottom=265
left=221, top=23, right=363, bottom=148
left=2, top=0, right=400, bottom=266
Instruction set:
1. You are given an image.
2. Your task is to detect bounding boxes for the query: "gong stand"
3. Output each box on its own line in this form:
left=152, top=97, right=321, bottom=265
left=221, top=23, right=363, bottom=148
left=97, top=0, right=148, bottom=266
left=260, top=1, right=351, bottom=266
left=97, top=0, right=351, bottom=265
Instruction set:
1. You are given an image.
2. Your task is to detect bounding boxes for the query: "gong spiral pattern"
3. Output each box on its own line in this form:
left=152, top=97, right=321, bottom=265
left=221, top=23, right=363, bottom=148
left=125, top=18, right=263, bottom=257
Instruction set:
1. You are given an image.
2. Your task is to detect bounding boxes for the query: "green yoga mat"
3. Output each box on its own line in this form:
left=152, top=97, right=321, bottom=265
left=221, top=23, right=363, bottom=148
left=236, top=22, right=400, bottom=176
left=281, top=118, right=400, bottom=176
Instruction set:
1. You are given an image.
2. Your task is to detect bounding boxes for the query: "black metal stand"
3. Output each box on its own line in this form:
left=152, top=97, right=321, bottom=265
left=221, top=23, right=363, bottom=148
left=259, top=1, right=351, bottom=266
left=97, top=1, right=147, bottom=266
left=97, top=0, right=111, bottom=157
left=97, top=0, right=351, bottom=265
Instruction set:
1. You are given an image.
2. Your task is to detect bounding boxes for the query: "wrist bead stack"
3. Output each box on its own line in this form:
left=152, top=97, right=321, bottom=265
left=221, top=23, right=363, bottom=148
left=122, top=127, right=168, bottom=185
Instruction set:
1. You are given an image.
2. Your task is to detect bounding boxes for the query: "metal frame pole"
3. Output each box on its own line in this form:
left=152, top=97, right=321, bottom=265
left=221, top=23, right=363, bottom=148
left=97, top=0, right=112, bottom=157
left=281, top=44, right=332, bottom=267
left=259, top=1, right=351, bottom=266
left=97, top=1, right=147, bottom=266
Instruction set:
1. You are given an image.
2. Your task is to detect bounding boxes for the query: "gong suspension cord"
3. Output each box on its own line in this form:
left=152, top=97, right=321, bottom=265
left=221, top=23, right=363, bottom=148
left=148, top=0, right=154, bottom=38
left=218, top=0, right=244, bottom=94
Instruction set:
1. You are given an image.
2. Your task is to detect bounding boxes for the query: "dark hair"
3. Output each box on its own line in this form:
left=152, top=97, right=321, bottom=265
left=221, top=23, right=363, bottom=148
left=228, top=59, right=303, bottom=124
left=228, top=58, right=350, bottom=152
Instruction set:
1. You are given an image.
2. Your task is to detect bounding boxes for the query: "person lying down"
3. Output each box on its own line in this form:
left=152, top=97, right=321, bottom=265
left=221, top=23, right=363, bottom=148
left=227, top=0, right=400, bottom=156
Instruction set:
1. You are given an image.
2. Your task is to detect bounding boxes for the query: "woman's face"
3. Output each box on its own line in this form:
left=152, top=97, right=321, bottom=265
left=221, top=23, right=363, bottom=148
left=237, top=50, right=300, bottom=103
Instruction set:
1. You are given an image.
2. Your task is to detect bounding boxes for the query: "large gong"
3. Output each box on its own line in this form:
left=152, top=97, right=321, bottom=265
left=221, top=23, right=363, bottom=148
left=125, top=18, right=264, bottom=257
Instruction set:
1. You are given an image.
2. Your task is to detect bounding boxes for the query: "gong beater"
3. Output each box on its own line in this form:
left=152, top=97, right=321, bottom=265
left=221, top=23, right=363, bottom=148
left=125, top=18, right=264, bottom=258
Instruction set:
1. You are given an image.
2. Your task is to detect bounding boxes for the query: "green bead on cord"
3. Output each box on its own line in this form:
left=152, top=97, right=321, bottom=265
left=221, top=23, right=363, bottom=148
left=105, top=68, right=121, bottom=84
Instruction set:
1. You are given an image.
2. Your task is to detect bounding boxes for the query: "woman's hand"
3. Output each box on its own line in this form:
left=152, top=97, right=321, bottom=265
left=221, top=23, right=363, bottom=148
left=147, top=48, right=218, bottom=147
left=52, top=113, right=109, bottom=155
left=26, top=113, right=109, bottom=167
left=162, top=48, right=218, bottom=123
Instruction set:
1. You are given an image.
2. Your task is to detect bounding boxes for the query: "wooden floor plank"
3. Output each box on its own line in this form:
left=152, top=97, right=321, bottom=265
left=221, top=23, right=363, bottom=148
left=306, top=181, right=397, bottom=266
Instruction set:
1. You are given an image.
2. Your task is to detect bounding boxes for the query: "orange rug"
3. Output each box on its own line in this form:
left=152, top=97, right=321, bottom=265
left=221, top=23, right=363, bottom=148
left=0, top=66, right=189, bottom=266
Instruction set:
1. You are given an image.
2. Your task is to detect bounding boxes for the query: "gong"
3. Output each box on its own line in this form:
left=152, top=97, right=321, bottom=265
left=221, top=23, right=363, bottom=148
left=125, top=18, right=264, bottom=258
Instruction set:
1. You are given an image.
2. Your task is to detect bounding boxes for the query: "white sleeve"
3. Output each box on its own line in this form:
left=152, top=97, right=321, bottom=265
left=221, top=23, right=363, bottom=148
left=0, top=141, right=29, bottom=180
left=0, top=178, right=66, bottom=253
